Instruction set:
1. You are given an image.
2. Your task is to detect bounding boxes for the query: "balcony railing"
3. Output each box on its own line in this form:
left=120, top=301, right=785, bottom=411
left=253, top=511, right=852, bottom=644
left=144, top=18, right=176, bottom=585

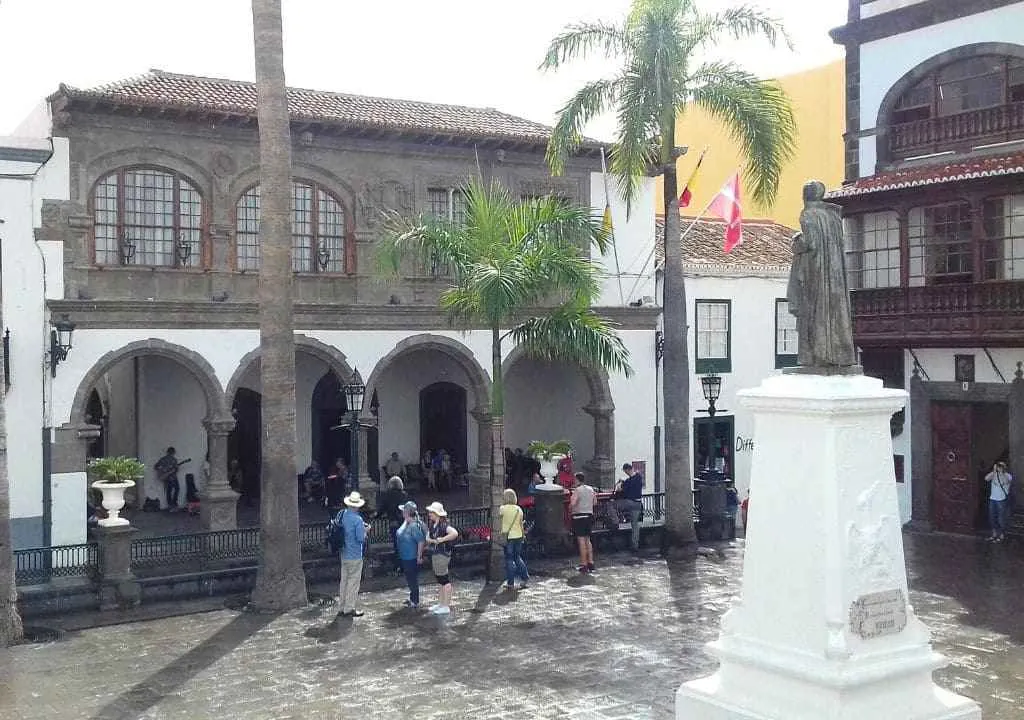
left=851, top=280, right=1024, bottom=346
left=889, top=102, right=1024, bottom=159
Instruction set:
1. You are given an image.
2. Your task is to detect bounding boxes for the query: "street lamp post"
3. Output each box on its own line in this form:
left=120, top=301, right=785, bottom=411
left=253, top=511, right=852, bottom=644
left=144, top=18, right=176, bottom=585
left=698, top=374, right=723, bottom=472
left=341, top=369, right=367, bottom=491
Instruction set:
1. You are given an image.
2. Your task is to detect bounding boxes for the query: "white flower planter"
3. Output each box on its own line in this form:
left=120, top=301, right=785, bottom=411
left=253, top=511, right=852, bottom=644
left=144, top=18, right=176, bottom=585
left=92, top=480, right=136, bottom=527
left=534, top=454, right=565, bottom=491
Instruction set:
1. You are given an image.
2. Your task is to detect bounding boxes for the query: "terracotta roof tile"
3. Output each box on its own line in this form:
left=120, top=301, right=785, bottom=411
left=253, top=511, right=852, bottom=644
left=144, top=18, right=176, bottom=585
left=655, top=216, right=794, bottom=270
left=825, top=151, right=1024, bottom=199
left=56, top=70, right=583, bottom=146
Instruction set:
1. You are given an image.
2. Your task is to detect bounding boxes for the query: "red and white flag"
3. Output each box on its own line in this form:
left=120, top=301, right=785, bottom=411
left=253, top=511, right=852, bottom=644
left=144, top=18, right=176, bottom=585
left=707, top=173, right=743, bottom=253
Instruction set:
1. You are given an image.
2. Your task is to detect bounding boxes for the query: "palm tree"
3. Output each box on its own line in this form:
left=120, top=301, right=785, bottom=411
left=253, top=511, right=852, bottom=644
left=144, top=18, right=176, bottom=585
left=379, top=179, right=632, bottom=577
left=543, top=0, right=795, bottom=548
left=249, top=0, right=307, bottom=610
left=0, top=292, right=23, bottom=646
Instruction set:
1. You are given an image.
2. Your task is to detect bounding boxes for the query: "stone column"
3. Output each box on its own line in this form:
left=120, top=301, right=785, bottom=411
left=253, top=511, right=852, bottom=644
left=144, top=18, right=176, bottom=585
left=92, top=525, right=140, bottom=611
left=358, top=416, right=377, bottom=513
left=1009, top=362, right=1024, bottom=513
left=584, top=404, right=615, bottom=489
left=470, top=408, right=492, bottom=506
left=201, top=417, right=239, bottom=532
left=908, top=370, right=932, bottom=532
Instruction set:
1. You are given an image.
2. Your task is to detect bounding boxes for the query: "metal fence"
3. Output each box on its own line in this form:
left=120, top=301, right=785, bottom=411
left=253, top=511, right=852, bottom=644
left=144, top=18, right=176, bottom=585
left=16, top=494, right=669, bottom=586
left=14, top=543, right=98, bottom=585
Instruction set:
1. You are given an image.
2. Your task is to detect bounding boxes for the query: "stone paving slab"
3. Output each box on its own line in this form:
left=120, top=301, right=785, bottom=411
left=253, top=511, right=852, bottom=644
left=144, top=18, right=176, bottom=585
left=2, top=534, right=1023, bottom=719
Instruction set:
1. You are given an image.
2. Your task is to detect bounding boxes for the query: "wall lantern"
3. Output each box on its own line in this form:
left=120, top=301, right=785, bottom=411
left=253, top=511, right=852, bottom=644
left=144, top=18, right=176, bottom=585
left=119, top=235, right=136, bottom=264
left=316, top=247, right=331, bottom=272
left=342, top=368, right=366, bottom=417
left=176, top=233, right=193, bottom=265
left=700, top=374, right=722, bottom=418
left=49, top=314, right=75, bottom=377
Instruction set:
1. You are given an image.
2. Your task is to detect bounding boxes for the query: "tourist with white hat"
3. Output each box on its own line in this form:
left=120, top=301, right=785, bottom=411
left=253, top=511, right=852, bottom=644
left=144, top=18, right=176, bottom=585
left=335, top=491, right=370, bottom=618
left=424, top=501, right=459, bottom=615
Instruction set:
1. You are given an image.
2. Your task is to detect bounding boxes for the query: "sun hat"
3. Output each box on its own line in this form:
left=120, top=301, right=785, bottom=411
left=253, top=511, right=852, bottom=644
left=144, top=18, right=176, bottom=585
left=399, top=500, right=418, bottom=514
left=425, top=501, right=447, bottom=517
left=343, top=491, right=366, bottom=508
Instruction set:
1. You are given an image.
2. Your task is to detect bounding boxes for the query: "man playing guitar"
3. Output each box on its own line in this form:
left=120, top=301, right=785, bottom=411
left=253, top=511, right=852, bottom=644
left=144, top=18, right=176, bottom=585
left=155, top=447, right=191, bottom=512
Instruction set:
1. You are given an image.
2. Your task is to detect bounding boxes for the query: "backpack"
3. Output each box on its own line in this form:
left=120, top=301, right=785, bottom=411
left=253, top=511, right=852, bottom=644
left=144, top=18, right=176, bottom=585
left=326, top=509, right=347, bottom=553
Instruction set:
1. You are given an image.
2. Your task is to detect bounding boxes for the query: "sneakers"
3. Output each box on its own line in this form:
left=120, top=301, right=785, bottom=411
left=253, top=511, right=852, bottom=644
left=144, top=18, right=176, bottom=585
left=499, top=581, right=514, bottom=591
left=338, top=610, right=365, bottom=618
left=430, top=605, right=451, bottom=615
left=587, top=563, right=596, bottom=573
left=403, top=599, right=419, bottom=609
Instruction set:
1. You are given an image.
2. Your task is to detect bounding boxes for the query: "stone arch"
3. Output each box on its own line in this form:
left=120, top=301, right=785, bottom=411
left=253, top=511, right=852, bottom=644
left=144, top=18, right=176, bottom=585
left=501, top=345, right=616, bottom=487
left=69, top=338, right=228, bottom=425
left=875, top=42, right=1024, bottom=166
left=228, top=162, right=358, bottom=213
left=84, top=146, right=214, bottom=201
left=364, top=334, right=491, bottom=414
left=224, top=334, right=355, bottom=401
left=501, top=345, right=614, bottom=411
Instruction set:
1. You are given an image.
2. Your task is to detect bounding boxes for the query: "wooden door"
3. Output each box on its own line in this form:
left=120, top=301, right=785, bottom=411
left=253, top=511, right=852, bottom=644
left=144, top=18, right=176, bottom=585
left=931, top=402, right=975, bottom=534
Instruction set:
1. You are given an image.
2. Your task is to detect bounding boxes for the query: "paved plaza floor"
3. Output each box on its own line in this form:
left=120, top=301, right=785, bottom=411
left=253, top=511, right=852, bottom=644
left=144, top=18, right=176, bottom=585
left=2, top=533, right=1023, bottom=720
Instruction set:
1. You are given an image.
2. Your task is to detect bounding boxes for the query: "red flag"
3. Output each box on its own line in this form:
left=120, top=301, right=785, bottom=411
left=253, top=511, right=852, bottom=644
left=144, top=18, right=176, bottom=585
left=678, top=149, right=706, bottom=208
left=708, top=173, right=743, bottom=253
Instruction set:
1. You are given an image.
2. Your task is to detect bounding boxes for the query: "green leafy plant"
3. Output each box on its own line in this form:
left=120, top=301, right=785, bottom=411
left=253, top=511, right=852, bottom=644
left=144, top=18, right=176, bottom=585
left=87, top=456, right=145, bottom=484
left=527, top=440, right=572, bottom=461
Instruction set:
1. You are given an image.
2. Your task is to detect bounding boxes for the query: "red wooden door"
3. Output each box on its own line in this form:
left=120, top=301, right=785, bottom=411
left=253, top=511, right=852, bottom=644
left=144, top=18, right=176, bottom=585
left=931, top=403, right=975, bottom=534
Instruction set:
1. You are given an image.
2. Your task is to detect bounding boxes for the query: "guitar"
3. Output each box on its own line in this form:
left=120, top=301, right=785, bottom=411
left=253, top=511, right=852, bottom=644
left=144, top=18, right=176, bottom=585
left=157, top=458, right=191, bottom=482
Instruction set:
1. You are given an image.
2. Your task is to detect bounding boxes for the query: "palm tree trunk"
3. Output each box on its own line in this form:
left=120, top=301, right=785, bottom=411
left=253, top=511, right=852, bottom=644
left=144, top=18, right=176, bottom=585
left=661, top=158, right=697, bottom=548
left=0, top=291, right=23, bottom=645
left=249, top=0, right=307, bottom=610
left=488, top=326, right=506, bottom=581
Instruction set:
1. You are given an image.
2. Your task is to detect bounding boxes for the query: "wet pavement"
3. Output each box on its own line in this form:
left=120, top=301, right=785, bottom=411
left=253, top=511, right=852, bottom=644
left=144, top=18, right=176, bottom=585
left=1, top=532, right=1022, bottom=719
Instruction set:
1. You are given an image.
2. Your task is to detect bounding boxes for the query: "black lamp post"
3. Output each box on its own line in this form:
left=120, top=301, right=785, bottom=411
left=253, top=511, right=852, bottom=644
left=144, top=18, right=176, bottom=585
left=698, top=374, right=723, bottom=472
left=49, top=314, right=75, bottom=378
left=341, top=368, right=367, bottom=491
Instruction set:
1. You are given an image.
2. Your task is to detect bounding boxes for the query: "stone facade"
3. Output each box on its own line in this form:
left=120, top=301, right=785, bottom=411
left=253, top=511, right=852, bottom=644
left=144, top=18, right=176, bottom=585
left=50, top=109, right=596, bottom=308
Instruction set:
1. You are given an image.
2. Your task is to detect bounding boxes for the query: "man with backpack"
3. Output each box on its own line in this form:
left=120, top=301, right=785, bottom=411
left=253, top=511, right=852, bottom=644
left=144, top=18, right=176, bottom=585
left=328, top=491, right=369, bottom=618
left=615, top=463, right=645, bottom=553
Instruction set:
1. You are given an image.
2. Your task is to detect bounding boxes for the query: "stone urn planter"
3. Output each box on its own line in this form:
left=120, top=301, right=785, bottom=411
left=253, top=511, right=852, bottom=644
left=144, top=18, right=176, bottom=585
left=88, top=456, right=145, bottom=527
left=527, top=440, right=571, bottom=492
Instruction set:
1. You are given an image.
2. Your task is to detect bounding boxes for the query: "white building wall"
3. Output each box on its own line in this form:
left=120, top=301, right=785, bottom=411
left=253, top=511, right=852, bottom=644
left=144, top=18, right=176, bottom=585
left=685, top=273, right=791, bottom=500
left=591, top=173, right=658, bottom=306
left=1, top=136, right=69, bottom=548
left=857, top=3, right=1024, bottom=174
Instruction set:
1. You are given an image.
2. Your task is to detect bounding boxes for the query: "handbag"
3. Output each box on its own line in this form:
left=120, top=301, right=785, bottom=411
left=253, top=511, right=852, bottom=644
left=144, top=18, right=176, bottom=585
left=496, top=506, right=522, bottom=547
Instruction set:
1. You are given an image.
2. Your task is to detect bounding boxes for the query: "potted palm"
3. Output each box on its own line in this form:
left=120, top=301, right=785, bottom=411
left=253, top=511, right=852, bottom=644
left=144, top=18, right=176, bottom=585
left=527, top=440, right=572, bottom=490
left=88, top=456, right=145, bottom=527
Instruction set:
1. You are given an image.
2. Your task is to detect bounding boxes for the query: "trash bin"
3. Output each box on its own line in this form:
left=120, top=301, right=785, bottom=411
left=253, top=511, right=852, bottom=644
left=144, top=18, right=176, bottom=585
left=695, top=470, right=735, bottom=541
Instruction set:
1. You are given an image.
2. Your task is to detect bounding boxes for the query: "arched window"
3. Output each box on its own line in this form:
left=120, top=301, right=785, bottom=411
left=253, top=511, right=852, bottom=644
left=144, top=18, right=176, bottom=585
left=235, top=181, right=347, bottom=273
left=92, top=167, right=204, bottom=267
left=888, top=55, right=1024, bottom=158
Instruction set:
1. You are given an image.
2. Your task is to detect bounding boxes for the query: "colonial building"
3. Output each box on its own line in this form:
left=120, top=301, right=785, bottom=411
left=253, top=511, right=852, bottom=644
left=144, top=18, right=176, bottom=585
left=3, top=70, right=662, bottom=548
left=830, top=0, right=1024, bottom=531
left=643, top=216, right=795, bottom=500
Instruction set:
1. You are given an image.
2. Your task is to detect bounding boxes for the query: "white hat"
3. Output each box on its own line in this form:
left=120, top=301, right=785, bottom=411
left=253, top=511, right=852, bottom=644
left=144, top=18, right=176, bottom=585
left=343, top=491, right=366, bottom=508
left=425, top=501, right=447, bottom=517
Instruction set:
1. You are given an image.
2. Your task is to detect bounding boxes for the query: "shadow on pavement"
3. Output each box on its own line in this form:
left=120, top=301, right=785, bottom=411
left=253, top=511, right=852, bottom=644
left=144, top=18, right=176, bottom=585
left=88, top=611, right=278, bottom=720
left=304, top=613, right=355, bottom=643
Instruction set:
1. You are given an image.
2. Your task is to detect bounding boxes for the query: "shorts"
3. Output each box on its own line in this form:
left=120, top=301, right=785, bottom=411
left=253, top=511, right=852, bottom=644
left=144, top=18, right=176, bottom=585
left=571, top=514, right=593, bottom=537
left=431, top=553, right=451, bottom=582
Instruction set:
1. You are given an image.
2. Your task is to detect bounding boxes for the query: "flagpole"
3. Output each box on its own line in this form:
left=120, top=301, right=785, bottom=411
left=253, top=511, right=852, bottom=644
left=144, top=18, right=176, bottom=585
left=601, top=147, right=626, bottom=306
left=624, top=189, right=720, bottom=305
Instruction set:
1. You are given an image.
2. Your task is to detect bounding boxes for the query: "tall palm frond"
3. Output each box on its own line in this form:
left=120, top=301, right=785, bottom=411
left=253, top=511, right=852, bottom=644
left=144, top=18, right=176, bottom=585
left=509, top=302, right=632, bottom=376
left=546, top=78, right=622, bottom=175
left=686, top=61, right=795, bottom=206
left=539, top=22, right=628, bottom=70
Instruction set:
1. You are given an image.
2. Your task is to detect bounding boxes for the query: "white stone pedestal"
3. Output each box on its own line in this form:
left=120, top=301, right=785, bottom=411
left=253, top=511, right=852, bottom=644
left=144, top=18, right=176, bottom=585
left=677, top=374, right=981, bottom=720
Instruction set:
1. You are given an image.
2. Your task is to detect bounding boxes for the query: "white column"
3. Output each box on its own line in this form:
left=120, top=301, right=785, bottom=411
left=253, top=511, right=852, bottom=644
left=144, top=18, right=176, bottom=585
left=677, top=373, right=980, bottom=720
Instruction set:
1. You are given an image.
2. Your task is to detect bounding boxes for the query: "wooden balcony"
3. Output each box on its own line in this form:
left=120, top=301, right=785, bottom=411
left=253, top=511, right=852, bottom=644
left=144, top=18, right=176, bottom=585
left=851, top=280, right=1024, bottom=347
left=889, top=102, right=1024, bottom=159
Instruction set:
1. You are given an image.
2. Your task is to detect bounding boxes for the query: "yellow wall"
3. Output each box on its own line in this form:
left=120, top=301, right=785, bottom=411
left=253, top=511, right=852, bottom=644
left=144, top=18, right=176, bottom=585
left=656, top=59, right=845, bottom=227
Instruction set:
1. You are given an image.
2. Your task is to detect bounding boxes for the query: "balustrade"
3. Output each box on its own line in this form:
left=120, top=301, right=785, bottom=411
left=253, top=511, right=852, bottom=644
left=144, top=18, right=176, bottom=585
left=889, top=102, right=1024, bottom=158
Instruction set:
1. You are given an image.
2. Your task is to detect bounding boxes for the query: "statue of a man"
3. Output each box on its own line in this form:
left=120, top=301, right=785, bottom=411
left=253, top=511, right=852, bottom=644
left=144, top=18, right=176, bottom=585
left=787, top=181, right=858, bottom=372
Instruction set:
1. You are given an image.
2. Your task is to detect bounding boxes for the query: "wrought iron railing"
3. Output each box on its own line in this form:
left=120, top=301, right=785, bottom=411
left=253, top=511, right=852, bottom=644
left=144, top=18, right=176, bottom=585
left=14, top=543, right=98, bottom=585
left=131, top=527, right=261, bottom=572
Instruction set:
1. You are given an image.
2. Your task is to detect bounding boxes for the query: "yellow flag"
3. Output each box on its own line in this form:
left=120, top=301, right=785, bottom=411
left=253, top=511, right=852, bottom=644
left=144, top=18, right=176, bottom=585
left=602, top=204, right=613, bottom=235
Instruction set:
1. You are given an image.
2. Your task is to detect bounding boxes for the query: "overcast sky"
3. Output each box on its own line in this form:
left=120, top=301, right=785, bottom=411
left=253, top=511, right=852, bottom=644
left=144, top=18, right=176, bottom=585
left=0, top=0, right=848, bottom=137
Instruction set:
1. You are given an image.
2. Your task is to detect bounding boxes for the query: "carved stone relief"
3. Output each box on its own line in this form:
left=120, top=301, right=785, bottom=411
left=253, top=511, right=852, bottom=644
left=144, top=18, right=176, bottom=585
left=358, top=179, right=413, bottom=229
